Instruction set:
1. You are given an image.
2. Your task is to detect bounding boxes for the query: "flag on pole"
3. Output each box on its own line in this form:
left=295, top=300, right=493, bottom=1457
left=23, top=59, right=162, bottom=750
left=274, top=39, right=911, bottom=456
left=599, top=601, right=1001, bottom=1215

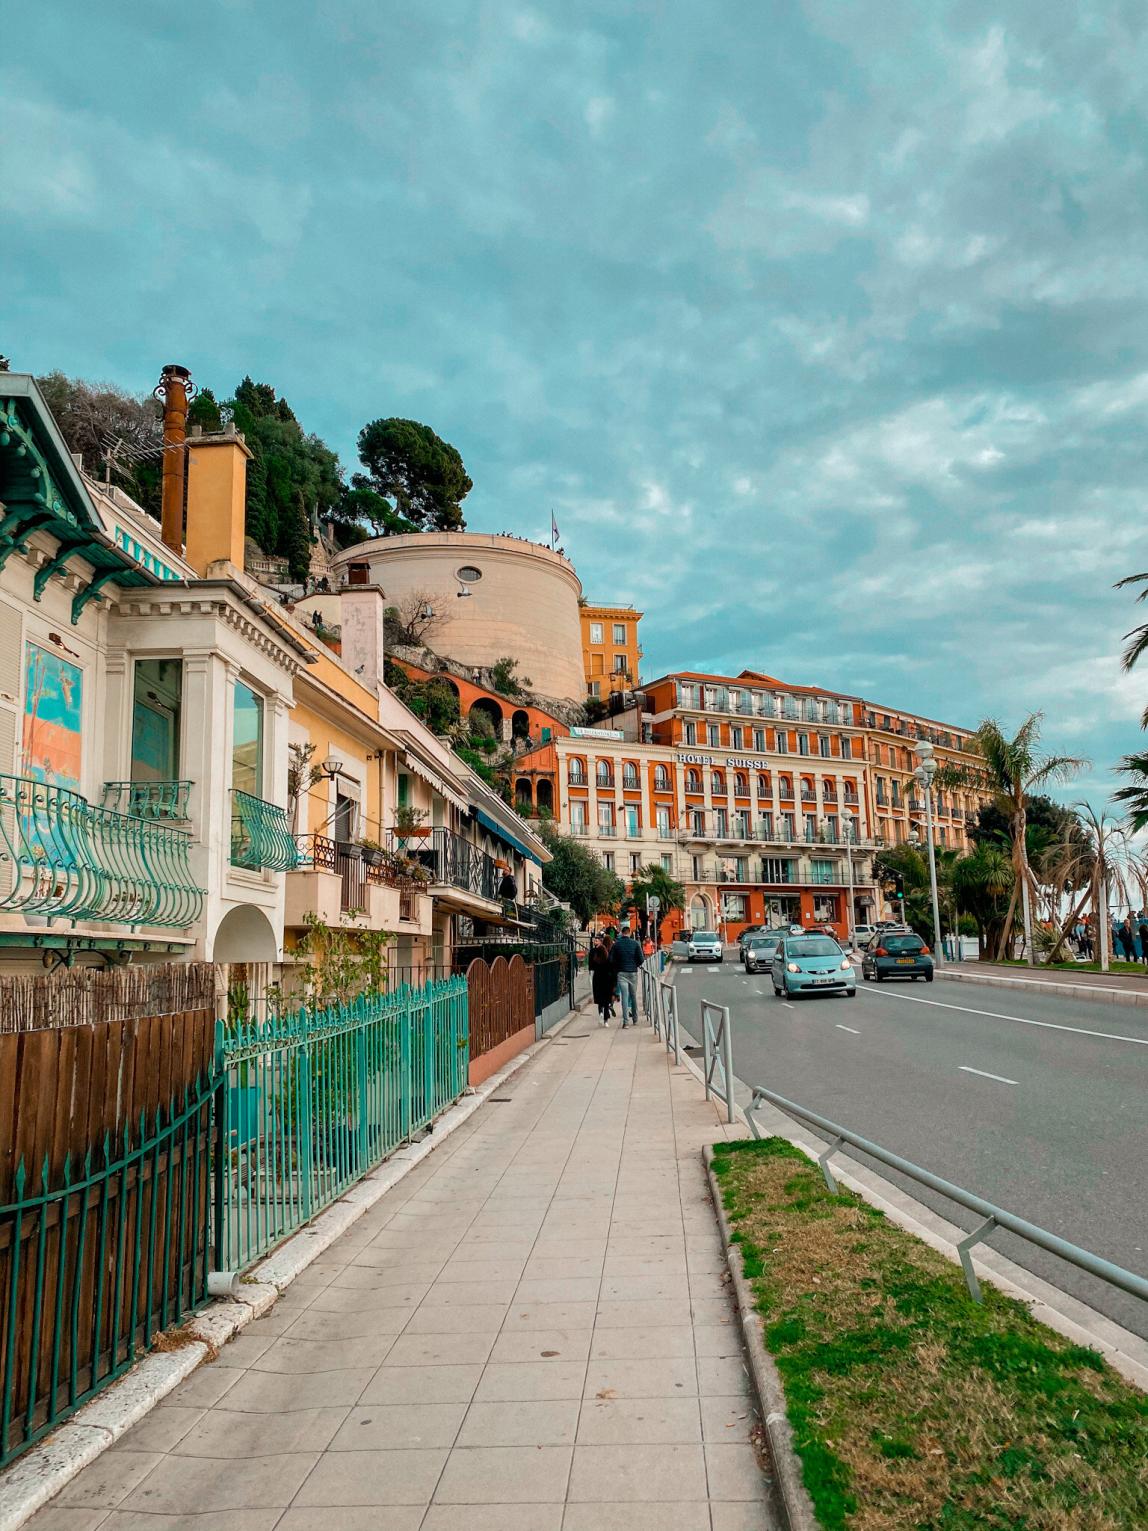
left=551, top=510, right=559, bottom=549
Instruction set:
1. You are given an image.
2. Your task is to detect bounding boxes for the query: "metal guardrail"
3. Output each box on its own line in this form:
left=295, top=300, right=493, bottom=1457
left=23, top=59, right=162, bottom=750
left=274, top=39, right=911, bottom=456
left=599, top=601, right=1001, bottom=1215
left=701, top=1000, right=735, bottom=1124
left=641, top=956, right=682, bottom=1064
left=745, top=1083, right=1148, bottom=1306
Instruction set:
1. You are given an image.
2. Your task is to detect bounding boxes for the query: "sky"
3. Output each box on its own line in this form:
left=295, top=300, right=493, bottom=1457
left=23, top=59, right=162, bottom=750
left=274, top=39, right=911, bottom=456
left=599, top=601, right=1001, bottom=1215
left=3, top=1, right=1148, bottom=803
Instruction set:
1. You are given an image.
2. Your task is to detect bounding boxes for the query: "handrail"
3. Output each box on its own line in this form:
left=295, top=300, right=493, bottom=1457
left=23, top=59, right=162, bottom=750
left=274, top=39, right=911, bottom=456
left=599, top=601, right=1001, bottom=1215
left=745, top=1083, right=1148, bottom=1306
left=701, top=1000, right=735, bottom=1124
left=101, top=779, right=193, bottom=821
left=231, top=790, right=300, bottom=872
left=0, top=773, right=203, bottom=928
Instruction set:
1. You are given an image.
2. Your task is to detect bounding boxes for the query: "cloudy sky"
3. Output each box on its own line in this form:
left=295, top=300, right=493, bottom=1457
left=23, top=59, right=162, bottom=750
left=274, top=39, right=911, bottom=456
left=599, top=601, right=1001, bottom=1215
left=4, top=1, right=1147, bottom=798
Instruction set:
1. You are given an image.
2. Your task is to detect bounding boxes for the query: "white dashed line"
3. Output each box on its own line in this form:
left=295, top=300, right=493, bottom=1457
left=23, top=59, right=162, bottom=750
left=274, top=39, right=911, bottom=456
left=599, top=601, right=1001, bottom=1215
left=855, top=986, right=1148, bottom=1046
left=836, top=1024, right=860, bottom=1035
left=959, top=1065, right=1018, bottom=1086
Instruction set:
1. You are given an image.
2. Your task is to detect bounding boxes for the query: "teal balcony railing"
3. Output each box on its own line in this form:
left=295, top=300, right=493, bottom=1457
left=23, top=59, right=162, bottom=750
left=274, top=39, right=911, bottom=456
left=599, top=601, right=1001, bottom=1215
left=231, top=790, right=301, bottom=872
left=101, top=780, right=192, bottom=821
left=0, top=774, right=203, bottom=928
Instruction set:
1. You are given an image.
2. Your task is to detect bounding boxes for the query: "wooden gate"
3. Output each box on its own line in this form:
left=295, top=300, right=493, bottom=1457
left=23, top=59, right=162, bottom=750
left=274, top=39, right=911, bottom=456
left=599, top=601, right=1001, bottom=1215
left=466, top=954, right=535, bottom=1083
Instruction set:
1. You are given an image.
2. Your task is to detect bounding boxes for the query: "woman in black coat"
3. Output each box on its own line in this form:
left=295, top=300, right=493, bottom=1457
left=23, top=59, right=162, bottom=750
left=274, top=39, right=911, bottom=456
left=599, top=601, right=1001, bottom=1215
left=589, top=936, right=616, bottom=1024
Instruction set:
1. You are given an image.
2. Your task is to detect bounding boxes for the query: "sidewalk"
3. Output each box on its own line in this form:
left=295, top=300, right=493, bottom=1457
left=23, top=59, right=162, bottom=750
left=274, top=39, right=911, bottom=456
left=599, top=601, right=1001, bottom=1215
left=29, top=1005, right=780, bottom=1531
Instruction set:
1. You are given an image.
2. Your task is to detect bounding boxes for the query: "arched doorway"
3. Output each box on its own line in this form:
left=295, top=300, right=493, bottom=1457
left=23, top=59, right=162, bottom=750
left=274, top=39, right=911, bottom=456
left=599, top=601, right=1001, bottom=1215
left=689, top=894, right=714, bottom=930
left=211, top=904, right=280, bottom=963
left=536, top=778, right=554, bottom=814
left=468, top=697, right=503, bottom=739
left=511, top=708, right=530, bottom=740
left=515, top=778, right=533, bottom=813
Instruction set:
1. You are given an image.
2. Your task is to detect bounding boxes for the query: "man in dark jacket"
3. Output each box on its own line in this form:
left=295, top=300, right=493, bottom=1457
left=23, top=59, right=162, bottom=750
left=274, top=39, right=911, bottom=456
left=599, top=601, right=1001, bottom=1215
left=610, top=926, right=645, bottom=1028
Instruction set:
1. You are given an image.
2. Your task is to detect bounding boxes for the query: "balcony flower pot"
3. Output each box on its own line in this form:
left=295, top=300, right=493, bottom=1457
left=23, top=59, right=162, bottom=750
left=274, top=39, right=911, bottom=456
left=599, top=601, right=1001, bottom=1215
left=400, top=825, right=432, bottom=839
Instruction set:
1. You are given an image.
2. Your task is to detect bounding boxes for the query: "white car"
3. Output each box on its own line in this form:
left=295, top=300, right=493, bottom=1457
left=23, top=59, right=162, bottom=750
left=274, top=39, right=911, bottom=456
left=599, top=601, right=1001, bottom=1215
left=687, top=931, right=723, bottom=962
left=850, top=924, right=878, bottom=949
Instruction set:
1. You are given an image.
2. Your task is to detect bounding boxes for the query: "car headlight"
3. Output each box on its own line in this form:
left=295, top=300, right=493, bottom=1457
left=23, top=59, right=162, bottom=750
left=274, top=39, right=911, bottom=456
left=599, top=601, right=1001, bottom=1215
left=786, top=962, right=800, bottom=973
left=840, top=960, right=852, bottom=971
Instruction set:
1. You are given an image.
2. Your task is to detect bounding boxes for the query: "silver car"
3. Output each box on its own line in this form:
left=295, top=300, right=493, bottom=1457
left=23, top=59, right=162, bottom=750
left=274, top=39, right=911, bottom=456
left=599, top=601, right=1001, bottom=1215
left=687, top=930, right=723, bottom=962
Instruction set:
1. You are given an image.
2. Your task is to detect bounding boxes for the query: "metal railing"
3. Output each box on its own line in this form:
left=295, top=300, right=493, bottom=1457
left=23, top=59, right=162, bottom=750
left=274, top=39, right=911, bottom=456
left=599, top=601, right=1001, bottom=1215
left=0, top=774, right=203, bottom=928
left=231, top=790, right=301, bottom=872
left=701, top=1000, right=735, bottom=1124
left=219, top=977, right=469, bottom=1270
left=101, top=780, right=193, bottom=821
left=745, top=1085, right=1148, bottom=1307
left=387, top=827, right=499, bottom=903
left=642, top=957, right=682, bottom=1064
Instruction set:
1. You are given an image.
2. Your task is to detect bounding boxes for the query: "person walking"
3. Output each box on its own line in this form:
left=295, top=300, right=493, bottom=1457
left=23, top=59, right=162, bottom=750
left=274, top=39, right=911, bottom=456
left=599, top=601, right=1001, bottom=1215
left=588, top=936, right=615, bottom=1025
left=1120, top=916, right=1136, bottom=962
left=1081, top=918, right=1094, bottom=961
left=1138, top=913, right=1148, bottom=967
left=610, top=923, right=645, bottom=1028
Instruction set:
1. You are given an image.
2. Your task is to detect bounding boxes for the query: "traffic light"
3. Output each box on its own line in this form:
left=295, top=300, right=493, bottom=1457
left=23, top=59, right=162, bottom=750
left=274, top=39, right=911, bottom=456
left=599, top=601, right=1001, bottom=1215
left=892, top=872, right=905, bottom=910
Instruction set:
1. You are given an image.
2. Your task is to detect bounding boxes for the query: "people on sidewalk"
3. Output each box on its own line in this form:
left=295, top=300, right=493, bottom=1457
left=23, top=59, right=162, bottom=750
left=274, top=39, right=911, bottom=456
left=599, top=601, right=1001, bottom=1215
left=610, top=924, right=645, bottom=1027
left=589, top=934, right=616, bottom=1024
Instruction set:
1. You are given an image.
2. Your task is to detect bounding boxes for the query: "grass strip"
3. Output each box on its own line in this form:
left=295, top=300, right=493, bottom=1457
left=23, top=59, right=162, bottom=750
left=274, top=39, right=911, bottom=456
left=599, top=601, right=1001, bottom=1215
left=994, top=958, right=1147, bottom=978
left=713, top=1138, right=1148, bottom=1530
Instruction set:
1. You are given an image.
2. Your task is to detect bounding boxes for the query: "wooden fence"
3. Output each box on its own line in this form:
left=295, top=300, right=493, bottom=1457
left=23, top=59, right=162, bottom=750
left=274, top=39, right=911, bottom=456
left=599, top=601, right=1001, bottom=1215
left=0, top=989, right=218, bottom=1464
left=466, top=955, right=534, bottom=1081
left=0, top=962, right=216, bottom=1032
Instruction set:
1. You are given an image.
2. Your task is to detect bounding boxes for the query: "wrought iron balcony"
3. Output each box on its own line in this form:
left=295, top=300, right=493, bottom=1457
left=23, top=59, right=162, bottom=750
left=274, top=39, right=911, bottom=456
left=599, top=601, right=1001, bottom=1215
left=292, top=833, right=431, bottom=914
left=231, top=790, right=301, bottom=872
left=101, top=779, right=192, bottom=821
left=0, top=774, right=203, bottom=928
left=386, top=826, right=499, bottom=903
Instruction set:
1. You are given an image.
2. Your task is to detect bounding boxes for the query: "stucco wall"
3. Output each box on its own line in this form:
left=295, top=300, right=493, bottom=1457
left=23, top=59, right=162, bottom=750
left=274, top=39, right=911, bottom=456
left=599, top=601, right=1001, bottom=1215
left=332, top=533, right=585, bottom=703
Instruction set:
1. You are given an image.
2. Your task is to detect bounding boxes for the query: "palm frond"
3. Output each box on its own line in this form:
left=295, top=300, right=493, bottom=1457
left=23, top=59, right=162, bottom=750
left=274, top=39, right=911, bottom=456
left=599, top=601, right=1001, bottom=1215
left=1114, top=572, right=1148, bottom=595
left=1027, top=753, right=1089, bottom=788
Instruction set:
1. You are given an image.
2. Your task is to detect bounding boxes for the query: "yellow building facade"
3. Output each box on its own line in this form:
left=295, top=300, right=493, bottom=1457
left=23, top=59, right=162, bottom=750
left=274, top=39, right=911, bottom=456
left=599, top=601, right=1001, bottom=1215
left=581, top=604, right=643, bottom=699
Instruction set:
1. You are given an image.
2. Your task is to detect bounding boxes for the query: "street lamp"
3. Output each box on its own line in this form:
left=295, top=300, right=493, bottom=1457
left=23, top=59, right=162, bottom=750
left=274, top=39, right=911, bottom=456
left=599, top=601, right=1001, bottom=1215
left=912, top=742, right=944, bottom=965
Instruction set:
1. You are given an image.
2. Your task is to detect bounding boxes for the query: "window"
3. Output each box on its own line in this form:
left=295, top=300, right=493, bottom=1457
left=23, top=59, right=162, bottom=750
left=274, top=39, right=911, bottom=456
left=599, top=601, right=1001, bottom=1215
left=734, top=772, right=748, bottom=795
left=612, top=623, right=626, bottom=644
left=661, top=853, right=673, bottom=872
left=723, top=893, right=747, bottom=920
left=588, top=681, right=601, bottom=697
left=708, top=724, right=720, bottom=746
left=780, top=812, right=795, bottom=837
left=891, top=781, right=901, bottom=807
left=804, top=814, right=817, bottom=841
left=763, top=857, right=794, bottom=884
left=810, top=858, right=835, bottom=884
left=731, top=726, right=743, bottom=749
left=570, top=801, right=587, bottom=832
left=603, top=851, right=614, bottom=871
left=131, top=658, right=182, bottom=785
left=684, top=721, right=696, bottom=745
left=589, top=622, right=604, bottom=643
left=630, top=852, right=642, bottom=873
left=598, top=803, right=615, bottom=833
left=715, top=808, right=728, bottom=837
left=711, top=771, right=725, bottom=795
left=819, top=735, right=831, bottom=758
left=776, top=732, right=788, bottom=754
left=613, top=654, right=627, bottom=673
left=798, top=733, right=810, bottom=756
left=656, top=807, right=671, bottom=835
left=568, top=758, right=587, bottom=784
left=839, top=736, right=852, bottom=759
left=232, top=681, right=264, bottom=798
left=758, top=812, right=774, bottom=837
left=757, top=774, right=770, bottom=797
left=457, top=565, right=482, bottom=583
left=622, top=763, right=639, bottom=788
left=591, top=653, right=604, bottom=675
left=692, top=855, right=703, bottom=880
left=654, top=765, right=670, bottom=790
left=778, top=776, right=793, bottom=799
left=596, top=760, right=613, bottom=785
left=754, top=729, right=765, bottom=752
left=685, top=769, right=701, bottom=792
left=625, top=805, right=640, bottom=837
left=812, top=895, right=840, bottom=923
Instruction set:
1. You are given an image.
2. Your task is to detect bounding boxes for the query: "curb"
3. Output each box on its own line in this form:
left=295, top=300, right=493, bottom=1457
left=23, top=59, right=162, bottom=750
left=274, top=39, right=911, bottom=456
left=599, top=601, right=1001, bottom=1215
left=0, top=1004, right=586, bottom=1531
left=938, top=968, right=1148, bottom=1008
left=704, top=1145, right=819, bottom=1531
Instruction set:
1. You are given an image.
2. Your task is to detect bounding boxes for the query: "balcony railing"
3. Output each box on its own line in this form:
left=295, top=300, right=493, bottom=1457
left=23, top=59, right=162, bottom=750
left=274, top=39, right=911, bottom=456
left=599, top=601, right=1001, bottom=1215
left=596, top=774, right=615, bottom=789
left=0, top=774, right=203, bottom=928
left=295, top=833, right=431, bottom=913
left=386, top=826, right=499, bottom=902
left=231, top=790, right=301, bottom=872
left=597, top=824, right=617, bottom=838
left=101, top=779, right=192, bottom=821
left=568, top=771, right=587, bottom=786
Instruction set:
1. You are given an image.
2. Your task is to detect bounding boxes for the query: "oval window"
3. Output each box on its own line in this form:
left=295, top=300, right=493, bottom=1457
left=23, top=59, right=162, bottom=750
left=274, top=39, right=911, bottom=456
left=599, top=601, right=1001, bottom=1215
left=457, top=565, right=482, bottom=583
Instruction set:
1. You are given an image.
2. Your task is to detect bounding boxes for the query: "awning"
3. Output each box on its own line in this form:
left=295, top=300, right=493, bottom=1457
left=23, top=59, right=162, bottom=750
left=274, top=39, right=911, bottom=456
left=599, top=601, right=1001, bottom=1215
left=472, top=806, right=541, bottom=865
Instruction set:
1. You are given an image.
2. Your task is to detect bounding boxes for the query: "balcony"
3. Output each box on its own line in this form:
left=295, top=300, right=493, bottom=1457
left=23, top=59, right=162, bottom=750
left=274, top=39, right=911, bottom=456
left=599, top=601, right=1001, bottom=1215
left=231, top=790, right=302, bottom=872
left=288, top=834, right=432, bottom=933
left=568, top=771, right=587, bottom=786
left=622, top=774, right=640, bottom=790
left=386, top=826, right=500, bottom=907
left=0, top=773, right=203, bottom=928
left=101, top=779, right=192, bottom=821
left=597, top=824, right=618, bottom=838
left=595, top=774, right=615, bottom=790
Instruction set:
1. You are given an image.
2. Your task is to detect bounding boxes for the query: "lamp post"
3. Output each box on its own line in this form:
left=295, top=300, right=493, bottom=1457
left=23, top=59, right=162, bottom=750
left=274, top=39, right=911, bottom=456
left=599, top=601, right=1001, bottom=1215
left=913, top=742, right=944, bottom=966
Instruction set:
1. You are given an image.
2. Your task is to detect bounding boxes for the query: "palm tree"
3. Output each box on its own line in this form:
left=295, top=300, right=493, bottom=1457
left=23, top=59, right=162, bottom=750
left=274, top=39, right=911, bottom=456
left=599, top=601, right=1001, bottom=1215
left=1112, top=752, right=1148, bottom=831
left=1115, top=574, right=1148, bottom=727
left=1055, top=806, right=1134, bottom=972
left=939, top=715, right=1088, bottom=964
left=951, top=843, right=1013, bottom=959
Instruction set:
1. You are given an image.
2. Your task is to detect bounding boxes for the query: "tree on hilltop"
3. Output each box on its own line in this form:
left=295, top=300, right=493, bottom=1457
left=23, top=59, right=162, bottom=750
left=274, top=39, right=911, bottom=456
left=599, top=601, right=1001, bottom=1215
left=352, top=418, right=471, bottom=534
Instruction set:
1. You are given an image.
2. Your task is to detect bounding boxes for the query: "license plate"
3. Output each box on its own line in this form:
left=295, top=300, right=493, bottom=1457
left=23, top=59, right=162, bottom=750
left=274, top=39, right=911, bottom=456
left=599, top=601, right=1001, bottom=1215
left=812, top=978, right=834, bottom=985
left=896, top=958, right=915, bottom=965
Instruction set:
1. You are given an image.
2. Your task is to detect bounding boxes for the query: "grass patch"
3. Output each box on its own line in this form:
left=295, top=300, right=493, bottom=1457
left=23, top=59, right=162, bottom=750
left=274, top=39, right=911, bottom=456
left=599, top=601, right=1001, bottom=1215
left=995, top=957, right=1147, bottom=978
left=712, top=1138, right=1148, bottom=1530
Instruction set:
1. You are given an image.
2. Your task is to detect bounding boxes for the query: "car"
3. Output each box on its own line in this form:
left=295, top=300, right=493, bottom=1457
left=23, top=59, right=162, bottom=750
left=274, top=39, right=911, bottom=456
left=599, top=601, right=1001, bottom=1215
left=771, top=934, right=856, bottom=998
left=686, top=930, right=723, bottom=963
left=742, top=932, right=782, bottom=972
left=850, top=923, right=878, bottom=949
left=861, top=930, right=934, bottom=982
left=736, top=924, right=768, bottom=950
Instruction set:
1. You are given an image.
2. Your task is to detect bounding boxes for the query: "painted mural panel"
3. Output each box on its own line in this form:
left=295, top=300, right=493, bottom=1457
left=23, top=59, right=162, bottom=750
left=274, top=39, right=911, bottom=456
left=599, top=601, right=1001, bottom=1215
left=23, top=643, right=83, bottom=791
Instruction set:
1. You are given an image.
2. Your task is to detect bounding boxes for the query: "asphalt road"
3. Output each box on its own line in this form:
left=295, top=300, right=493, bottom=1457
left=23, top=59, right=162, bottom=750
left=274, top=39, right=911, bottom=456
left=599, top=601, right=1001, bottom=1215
left=671, top=954, right=1148, bottom=1339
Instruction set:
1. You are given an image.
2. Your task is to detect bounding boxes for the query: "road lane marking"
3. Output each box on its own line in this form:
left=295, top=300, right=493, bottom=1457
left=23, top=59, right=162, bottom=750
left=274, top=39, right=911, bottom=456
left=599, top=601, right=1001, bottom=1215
left=959, top=1065, right=1018, bottom=1085
left=836, top=1024, right=860, bottom=1035
left=854, top=987, right=1148, bottom=1046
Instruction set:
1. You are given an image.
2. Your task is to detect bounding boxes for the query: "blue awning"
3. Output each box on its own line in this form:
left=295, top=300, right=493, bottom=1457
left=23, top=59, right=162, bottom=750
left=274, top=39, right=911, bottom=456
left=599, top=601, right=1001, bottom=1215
left=472, top=807, right=541, bottom=864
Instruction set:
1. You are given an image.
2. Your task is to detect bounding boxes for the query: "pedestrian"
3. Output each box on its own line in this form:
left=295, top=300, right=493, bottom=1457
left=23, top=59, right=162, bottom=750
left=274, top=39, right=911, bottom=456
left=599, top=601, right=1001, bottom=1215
left=1139, top=914, right=1148, bottom=967
left=610, top=923, right=645, bottom=1028
left=588, top=935, right=615, bottom=1025
left=1081, top=919, right=1094, bottom=961
left=1120, top=916, right=1136, bottom=961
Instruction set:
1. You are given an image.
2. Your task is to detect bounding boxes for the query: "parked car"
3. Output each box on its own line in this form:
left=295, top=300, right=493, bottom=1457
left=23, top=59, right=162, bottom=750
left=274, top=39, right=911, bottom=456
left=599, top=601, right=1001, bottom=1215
left=686, top=930, right=723, bottom=963
left=771, top=935, right=856, bottom=999
left=850, top=923, right=878, bottom=948
left=736, top=924, right=767, bottom=949
left=861, top=930, right=934, bottom=982
left=742, top=932, right=782, bottom=972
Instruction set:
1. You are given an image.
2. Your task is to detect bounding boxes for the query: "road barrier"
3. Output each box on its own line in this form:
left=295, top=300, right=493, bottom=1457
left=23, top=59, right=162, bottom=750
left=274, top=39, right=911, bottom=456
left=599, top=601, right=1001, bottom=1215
left=642, top=957, right=682, bottom=1064
left=701, top=1001, right=736, bottom=1124
left=745, top=1082, right=1148, bottom=1307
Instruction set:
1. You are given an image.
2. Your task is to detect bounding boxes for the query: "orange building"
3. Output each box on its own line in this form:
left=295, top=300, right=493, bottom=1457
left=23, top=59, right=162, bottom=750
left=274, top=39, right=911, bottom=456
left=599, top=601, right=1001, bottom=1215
left=581, top=604, right=643, bottom=699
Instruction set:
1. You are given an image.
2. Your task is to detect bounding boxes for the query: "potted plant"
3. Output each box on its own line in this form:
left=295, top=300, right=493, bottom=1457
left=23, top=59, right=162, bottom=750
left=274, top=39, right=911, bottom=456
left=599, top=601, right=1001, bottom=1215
left=393, top=803, right=431, bottom=838
left=359, top=836, right=387, bottom=869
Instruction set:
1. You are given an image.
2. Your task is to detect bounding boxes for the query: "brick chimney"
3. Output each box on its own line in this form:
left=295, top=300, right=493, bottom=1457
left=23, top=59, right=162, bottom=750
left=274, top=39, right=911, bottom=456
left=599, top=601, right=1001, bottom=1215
left=184, top=424, right=253, bottom=577
left=155, top=364, right=192, bottom=553
left=339, top=583, right=387, bottom=697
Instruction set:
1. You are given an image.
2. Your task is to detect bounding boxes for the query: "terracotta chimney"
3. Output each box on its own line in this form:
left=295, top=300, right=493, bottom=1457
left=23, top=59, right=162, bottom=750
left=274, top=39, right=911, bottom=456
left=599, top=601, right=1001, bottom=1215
left=155, top=364, right=192, bottom=553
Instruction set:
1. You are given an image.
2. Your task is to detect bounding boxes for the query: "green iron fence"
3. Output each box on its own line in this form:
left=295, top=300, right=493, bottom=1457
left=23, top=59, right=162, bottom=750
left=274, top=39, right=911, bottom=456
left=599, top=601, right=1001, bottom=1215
left=230, top=789, right=301, bottom=872
left=219, top=977, right=469, bottom=1271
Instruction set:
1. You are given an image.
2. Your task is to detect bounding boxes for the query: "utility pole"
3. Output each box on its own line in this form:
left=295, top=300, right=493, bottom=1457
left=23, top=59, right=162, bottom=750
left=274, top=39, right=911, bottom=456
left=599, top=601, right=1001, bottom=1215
left=913, top=741, right=944, bottom=966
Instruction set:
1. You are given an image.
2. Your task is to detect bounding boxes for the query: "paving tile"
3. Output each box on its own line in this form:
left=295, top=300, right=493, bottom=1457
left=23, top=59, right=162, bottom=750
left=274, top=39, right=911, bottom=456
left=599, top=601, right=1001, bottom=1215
left=433, top=1445, right=573, bottom=1503
left=156, top=1366, right=241, bottom=1411
left=23, top=1510, right=108, bottom=1531
left=384, top=1331, right=496, bottom=1367
left=701, top=1395, right=758, bottom=1443
left=171, top=1405, right=347, bottom=1458
left=404, top=1303, right=508, bottom=1334
left=120, top=1452, right=319, bottom=1513
left=457, top=1398, right=580, bottom=1446
left=598, top=1274, right=691, bottom=1303
left=294, top=1448, right=447, bottom=1506
left=420, top=1278, right=520, bottom=1307
left=583, top=1357, right=698, bottom=1398
left=436, top=1260, right=529, bottom=1284
left=278, top=1510, right=423, bottom=1531
left=252, top=1335, right=396, bottom=1373
left=329, top=1402, right=467, bottom=1449
left=697, top=1354, right=752, bottom=1397
left=502, top=1301, right=597, bottom=1331
left=576, top=1396, right=702, bottom=1444
left=514, top=1277, right=602, bottom=1305
left=361, top=1364, right=484, bottom=1405
left=333, top=1264, right=443, bottom=1289
left=219, top=1366, right=375, bottom=1413
left=284, top=1306, right=411, bottom=1340
left=111, top=1404, right=204, bottom=1453
left=709, top=1503, right=780, bottom=1530
left=422, top=1507, right=563, bottom=1531
left=704, top=1443, right=769, bottom=1500
left=473, top=1360, right=587, bottom=1401
left=211, top=1332, right=278, bottom=1369
left=523, top=1256, right=604, bottom=1281
left=101, top=1514, right=283, bottom=1531
left=593, top=1300, right=691, bottom=1329
left=489, top=1327, right=592, bottom=1365
left=567, top=1443, right=707, bottom=1502
left=56, top=1451, right=163, bottom=1508
left=562, top=1506, right=711, bottom=1531
left=589, top=1325, right=694, bottom=1360
left=694, top=1324, right=744, bottom=1358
